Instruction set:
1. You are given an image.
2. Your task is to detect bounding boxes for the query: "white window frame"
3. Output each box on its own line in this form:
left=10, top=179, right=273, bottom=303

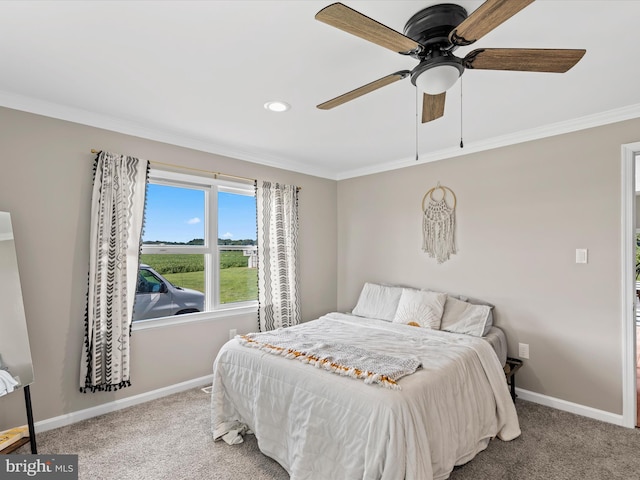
left=133, top=168, right=257, bottom=330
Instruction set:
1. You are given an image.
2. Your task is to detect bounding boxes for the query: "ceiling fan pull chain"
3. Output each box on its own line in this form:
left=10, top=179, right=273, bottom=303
left=415, top=87, right=419, bottom=161
left=459, top=77, right=464, bottom=149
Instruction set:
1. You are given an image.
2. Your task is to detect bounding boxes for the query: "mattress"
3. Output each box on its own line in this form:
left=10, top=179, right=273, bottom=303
left=211, top=312, right=520, bottom=480
left=484, top=325, right=507, bottom=366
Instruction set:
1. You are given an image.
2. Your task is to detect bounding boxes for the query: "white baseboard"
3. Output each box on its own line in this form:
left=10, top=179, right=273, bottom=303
left=515, top=387, right=626, bottom=427
left=35, top=375, right=213, bottom=433
left=32, top=379, right=628, bottom=434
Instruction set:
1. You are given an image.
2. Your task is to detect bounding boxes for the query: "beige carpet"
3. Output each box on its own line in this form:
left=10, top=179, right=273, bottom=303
left=13, top=387, right=640, bottom=479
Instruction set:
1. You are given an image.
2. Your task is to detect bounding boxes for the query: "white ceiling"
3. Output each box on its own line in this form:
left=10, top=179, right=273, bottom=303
left=1, top=1, right=639, bottom=180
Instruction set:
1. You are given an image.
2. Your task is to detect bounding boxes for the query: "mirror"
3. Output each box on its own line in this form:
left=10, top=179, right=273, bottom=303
left=0, top=211, right=34, bottom=391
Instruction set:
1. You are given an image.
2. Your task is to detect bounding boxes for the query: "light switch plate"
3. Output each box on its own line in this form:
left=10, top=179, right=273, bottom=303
left=575, top=248, right=588, bottom=264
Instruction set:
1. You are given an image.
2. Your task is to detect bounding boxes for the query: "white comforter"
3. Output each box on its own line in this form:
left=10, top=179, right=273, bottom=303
left=211, top=313, right=521, bottom=480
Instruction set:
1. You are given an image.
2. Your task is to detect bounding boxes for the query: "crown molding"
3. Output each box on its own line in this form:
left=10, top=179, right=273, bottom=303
left=0, top=90, right=337, bottom=180
left=336, top=102, right=640, bottom=180
left=2, top=90, right=640, bottom=182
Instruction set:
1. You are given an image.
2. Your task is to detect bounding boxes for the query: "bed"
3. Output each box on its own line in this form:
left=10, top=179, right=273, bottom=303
left=211, top=284, right=521, bottom=480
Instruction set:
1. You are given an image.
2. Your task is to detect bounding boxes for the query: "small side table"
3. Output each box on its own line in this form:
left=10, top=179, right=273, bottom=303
left=504, top=357, right=523, bottom=403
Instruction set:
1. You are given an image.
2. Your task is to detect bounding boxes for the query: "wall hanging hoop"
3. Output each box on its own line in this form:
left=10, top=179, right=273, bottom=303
left=422, top=182, right=457, bottom=264
left=421, top=183, right=457, bottom=212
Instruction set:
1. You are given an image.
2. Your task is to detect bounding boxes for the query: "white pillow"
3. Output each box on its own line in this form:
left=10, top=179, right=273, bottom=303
left=392, top=289, right=447, bottom=329
left=451, top=294, right=494, bottom=334
left=440, top=296, right=492, bottom=337
left=351, top=283, right=403, bottom=321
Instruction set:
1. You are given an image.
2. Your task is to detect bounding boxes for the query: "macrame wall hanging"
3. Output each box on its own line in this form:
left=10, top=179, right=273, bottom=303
left=422, top=182, right=457, bottom=264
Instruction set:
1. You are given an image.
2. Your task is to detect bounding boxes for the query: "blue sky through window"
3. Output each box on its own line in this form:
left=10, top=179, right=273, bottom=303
left=218, top=191, right=256, bottom=242
left=142, top=184, right=256, bottom=243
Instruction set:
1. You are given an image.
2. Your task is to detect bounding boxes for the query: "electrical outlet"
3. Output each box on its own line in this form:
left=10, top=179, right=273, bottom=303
left=229, top=328, right=237, bottom=340
left=518, top=343, right=530, bottom=359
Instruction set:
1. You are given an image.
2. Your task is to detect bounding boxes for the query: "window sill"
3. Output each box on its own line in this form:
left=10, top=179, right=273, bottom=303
left=131, top=303, right=258, bottom=331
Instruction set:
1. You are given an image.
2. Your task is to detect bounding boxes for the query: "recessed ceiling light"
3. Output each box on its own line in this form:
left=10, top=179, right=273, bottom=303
left=264, top=101, right=291, bottom=112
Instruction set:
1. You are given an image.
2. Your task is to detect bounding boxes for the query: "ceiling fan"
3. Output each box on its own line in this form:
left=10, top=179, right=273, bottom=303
left=315, top=0, right=586, bottom=123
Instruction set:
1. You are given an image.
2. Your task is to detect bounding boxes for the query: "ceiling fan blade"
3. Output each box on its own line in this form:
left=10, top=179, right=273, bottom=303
left=317, top=71, right=410, bottom=110
left=464, top=48, right=586, bottom=73
left=422, top=92, right=446, bottom=123
left=315, top=2, right=421, bottom=54
left=449, top=0, right=535, bottom=46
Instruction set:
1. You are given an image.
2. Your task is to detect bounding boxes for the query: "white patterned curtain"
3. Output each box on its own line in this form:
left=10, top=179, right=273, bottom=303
left=80, top=151, right=148, bottom=392
left=256, top=181, right=300, bottom=331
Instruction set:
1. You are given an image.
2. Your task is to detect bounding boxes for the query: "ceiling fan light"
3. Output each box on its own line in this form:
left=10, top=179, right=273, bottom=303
left=415, top=65, right=461, bottom=94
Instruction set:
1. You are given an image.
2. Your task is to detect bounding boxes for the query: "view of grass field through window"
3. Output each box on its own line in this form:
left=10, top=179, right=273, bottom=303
left=140, top=249, right=257, bottom=304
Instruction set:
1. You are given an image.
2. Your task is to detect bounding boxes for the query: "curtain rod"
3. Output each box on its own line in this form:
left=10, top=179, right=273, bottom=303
left=90, top=149, right=260, bottom=185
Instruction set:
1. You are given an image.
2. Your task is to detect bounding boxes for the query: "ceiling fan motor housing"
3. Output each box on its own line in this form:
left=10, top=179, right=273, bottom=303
left=404, top=4, right=468, bottom=93
left=403, top=3, right=468, bottom=51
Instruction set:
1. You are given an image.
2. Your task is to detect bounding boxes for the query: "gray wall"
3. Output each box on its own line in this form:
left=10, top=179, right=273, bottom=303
left=337, top=118, right=640, bottom=414
left=0, top=107, right=337, bottom=430
left=2, top=102, right=638, bottom=429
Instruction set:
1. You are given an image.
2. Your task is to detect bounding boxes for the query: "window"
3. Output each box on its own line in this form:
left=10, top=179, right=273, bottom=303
left=133, top=169, right=257, bottom=324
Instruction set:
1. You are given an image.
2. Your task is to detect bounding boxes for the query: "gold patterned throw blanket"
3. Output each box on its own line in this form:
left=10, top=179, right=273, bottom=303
left=237, top=329, right=421, bottom=389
